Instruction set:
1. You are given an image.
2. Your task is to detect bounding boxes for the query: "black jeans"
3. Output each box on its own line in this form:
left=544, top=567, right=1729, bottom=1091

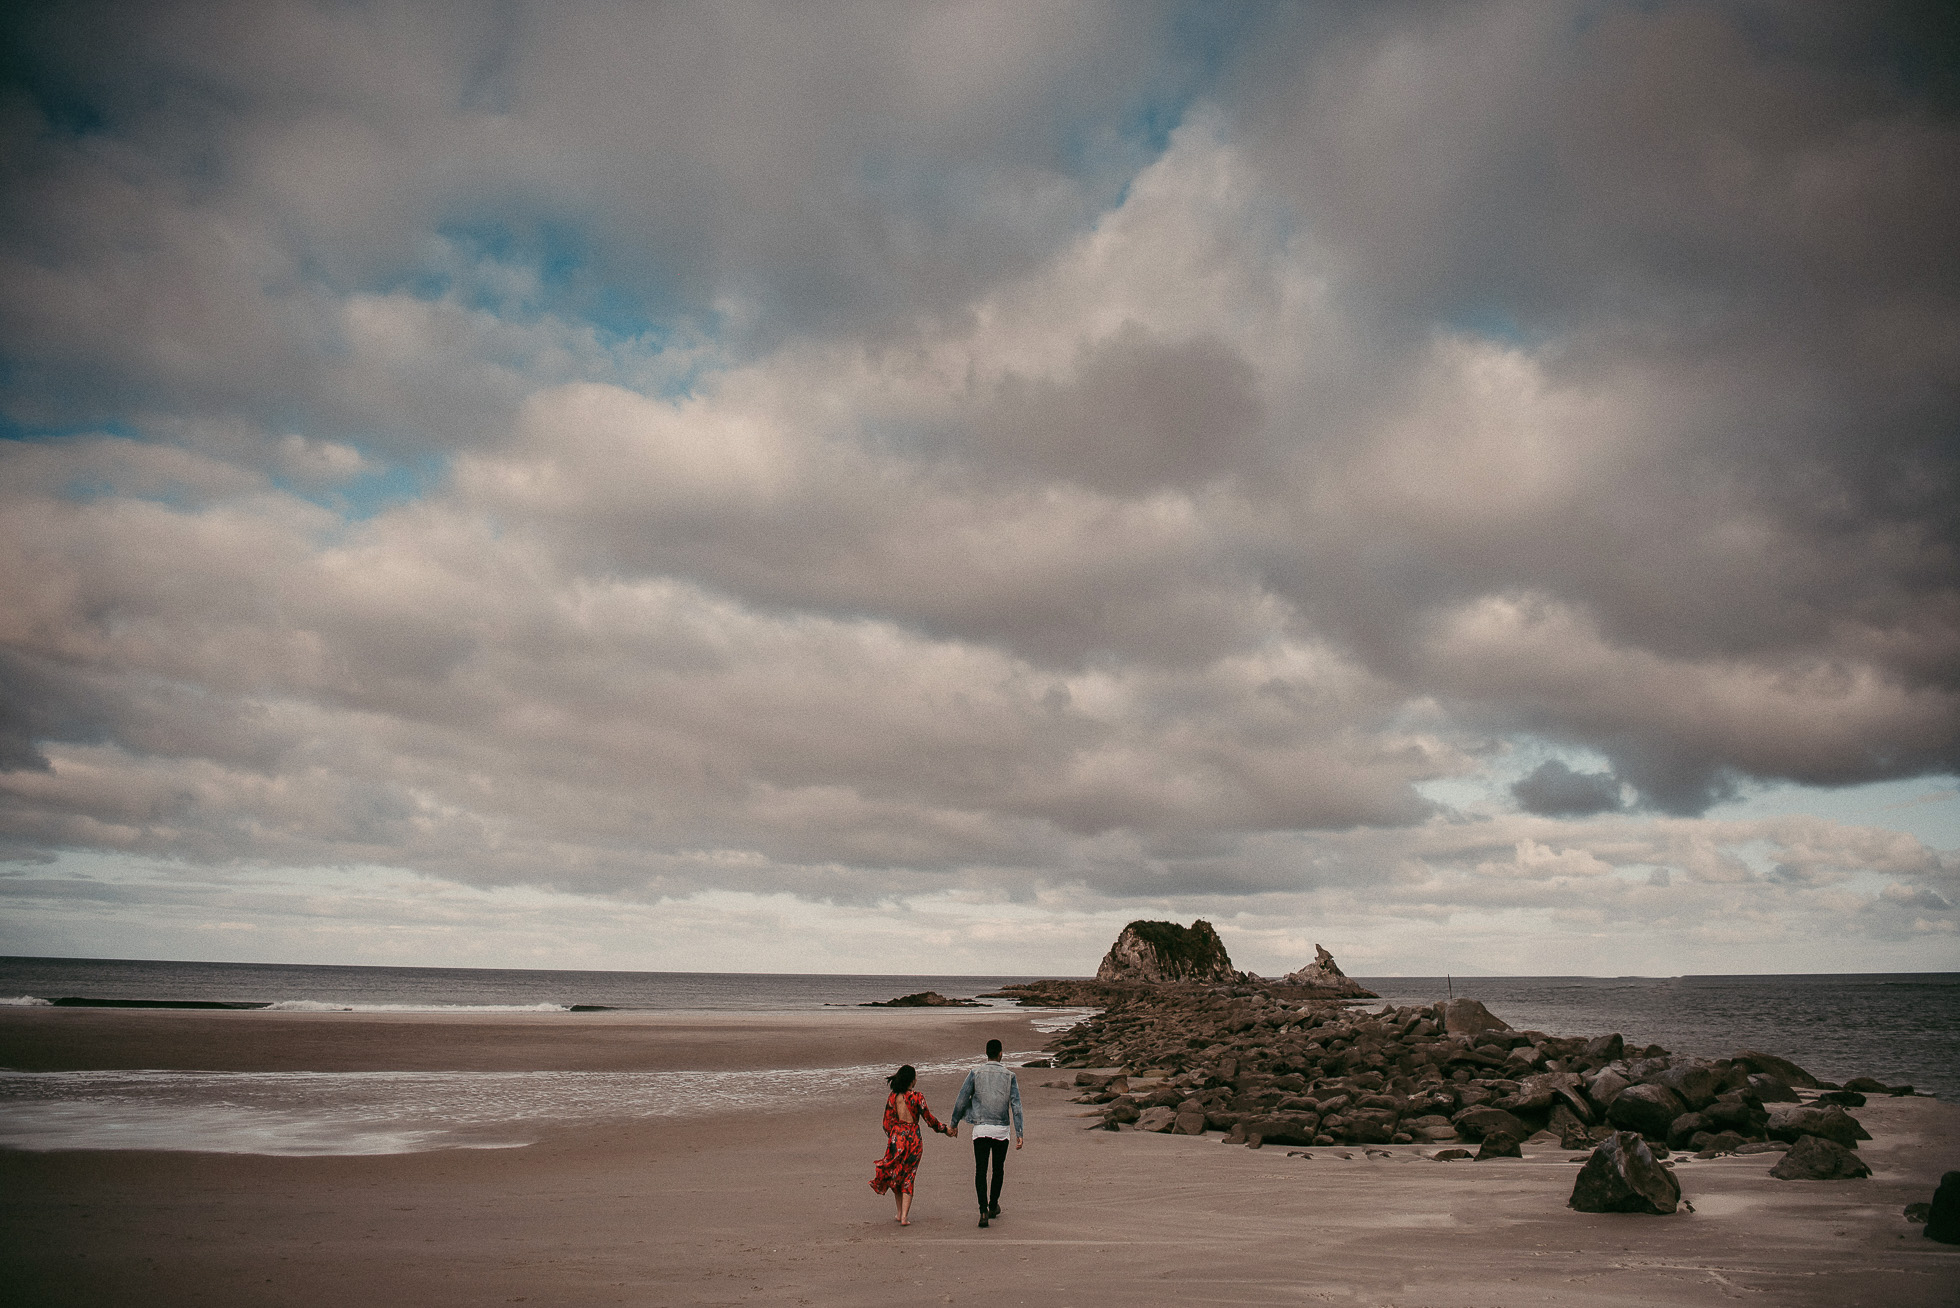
left=972, top=1136, right=1008, bottom=1211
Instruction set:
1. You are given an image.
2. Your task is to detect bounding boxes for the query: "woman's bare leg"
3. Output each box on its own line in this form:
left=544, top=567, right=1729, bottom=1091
left=892, top=1189, right=905, bottom=1222
left=898, top=1189, right=913, bottom=1225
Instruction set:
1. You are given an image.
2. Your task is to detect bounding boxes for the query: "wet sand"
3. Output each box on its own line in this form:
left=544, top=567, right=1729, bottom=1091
left=3, top=1008, right=1956, bottom=1307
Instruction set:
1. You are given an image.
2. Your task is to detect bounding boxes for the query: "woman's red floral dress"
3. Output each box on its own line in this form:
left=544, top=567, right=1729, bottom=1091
left=870, top=1089, right=946, bottom=1196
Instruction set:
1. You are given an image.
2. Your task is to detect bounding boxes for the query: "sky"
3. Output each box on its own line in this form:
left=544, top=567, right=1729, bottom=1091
left=1, top=0, right=1956, bottom=978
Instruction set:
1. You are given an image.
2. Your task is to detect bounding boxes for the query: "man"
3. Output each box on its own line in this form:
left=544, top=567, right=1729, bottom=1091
left=949, top=1038, right=1024, bottom=1228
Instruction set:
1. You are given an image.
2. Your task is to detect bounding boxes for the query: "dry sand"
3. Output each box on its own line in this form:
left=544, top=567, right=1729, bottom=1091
left=3, top=1007, right=1957, bottom=1307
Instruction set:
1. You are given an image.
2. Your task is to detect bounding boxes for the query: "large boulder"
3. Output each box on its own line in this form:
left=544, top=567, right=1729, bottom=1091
left=1654, top=1063, right=1723, bottom=1111
left=1585, top=1069, right=1631, bottom=1110
left=1550, top=1102, right=1594, bottom=1150
left=1476, top=1131, right=1523, bottom=1160
left=1766, top=1104, right=1868, bottom=1149
left=1453, top=1106, right=1530, bottom=1143
left=1569, top=1132, right=1682, bottom=1215
left=1095, top=920, right=1239, bottom=984
left=1278, top=944, right=1378, bottom=998
left=1584, top=1033, right=1625, bottom=1062
left=1691, top=1130, right=1746, bottom=1156
left=1667, top=1113, right=1712, bottom=1151
left=1746, top=1074, right=1800, bottom=1103
left=1927, top=1171, right=1960, bottom=1245
left=1499, top=1071, right=1587, bottom=1117
left=1341, top=1108, right=1400, bottom=1144
left=1241, top=1113, right=1318, bottom=1146
left=1607, top=1084, right=1688, bottom=1140
left=1732, top=1050, right=1821, bottom=1089
left=1702, top=1093, right=1767, bottom=1135
left=1440, top=998, right=1513, bottom=1037
left=1133, top=1106, right=1177, bottom=1133
left=1768, top=1135, right=1871, bottom=1181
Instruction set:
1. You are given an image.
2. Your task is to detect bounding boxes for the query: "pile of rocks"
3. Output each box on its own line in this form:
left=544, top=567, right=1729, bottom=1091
left=859, top=991, right=982, bottom=1007
left=1047, top=986, right=1904, bottom=1176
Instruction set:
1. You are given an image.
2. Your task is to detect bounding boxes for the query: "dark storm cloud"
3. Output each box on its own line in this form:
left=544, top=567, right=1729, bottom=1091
left=0, top=0, right=1953, bottom=951
left=1221, top=1, right=1960, bottom=812
left=1512, top=761, right=1624, bottom=818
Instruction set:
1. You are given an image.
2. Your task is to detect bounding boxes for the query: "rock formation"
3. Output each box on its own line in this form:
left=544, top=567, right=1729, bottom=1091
left=1768, top=1135, right=1871, bottom=1180
left=1095, top=920, right=1239, bottom=984
left=860, top=991, right=982, bottom=1007
left=1280, top=944, right=1377, bottom=998
left=1570, top=1132, right=1682, bottom=1214
left=1440, top=998, right=1511, bottom=1036
left=1926, top=1171, right=1960, bottom=1244
left=1042, top=988, right=1880, bottom=1164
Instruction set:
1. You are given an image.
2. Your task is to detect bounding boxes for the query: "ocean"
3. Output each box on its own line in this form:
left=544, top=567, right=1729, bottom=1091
left=3, top=958, right=1954, bottom=1157
left=1361, top=973, right=1960, bottom=1102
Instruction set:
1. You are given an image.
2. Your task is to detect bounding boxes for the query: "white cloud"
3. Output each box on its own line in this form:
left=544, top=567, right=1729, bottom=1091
left=0, top=1, right=1954, bottom=973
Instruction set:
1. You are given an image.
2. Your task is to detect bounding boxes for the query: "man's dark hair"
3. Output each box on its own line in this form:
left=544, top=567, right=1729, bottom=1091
left=986, top=1039, right=1002, bottom=1059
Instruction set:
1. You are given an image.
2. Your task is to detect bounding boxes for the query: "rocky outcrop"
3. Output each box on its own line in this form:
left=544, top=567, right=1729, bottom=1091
left=1608, top=1084, right=1689, bottom=1140
left=1926, top=1171, right=1960, bottom=1244
left=1440, top=998, right=1512, bottom=1037
left=981, top=978, right=1136, bottom=1007
left=1476, top=1131, right=1523, bottom=1160
left=1279, top=945, right=1377, bottom=998
left=1733, top=1050, right=1821, bottom=1089
left=1096, top=920, right=1239, bottom=984
left=1570, top=1132, right=1682, bottom=1214
left=1050, top=991, right=1876, bottom=1161
left=1769, top=1135, right=1871, bottom=1180
left=1766, top=1103, right=1869, bottom=1149
left=860, top=991, right=982, bottom=1007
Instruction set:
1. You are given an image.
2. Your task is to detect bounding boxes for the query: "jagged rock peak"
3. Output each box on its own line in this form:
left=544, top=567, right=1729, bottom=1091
left=1095, top=920, right=1238, bottom=984
left=1280, top=943, right=1375, bottom=997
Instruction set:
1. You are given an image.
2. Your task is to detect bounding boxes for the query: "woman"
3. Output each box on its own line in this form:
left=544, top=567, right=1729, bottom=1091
left=870, top=1064, right=949, bottom=1225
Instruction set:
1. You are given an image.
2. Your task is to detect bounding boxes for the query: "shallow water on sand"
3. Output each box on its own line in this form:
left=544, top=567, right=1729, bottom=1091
left=0, top=957, right=1052, bottom=1013
left=0, top=1052, right=1043, bottom=1156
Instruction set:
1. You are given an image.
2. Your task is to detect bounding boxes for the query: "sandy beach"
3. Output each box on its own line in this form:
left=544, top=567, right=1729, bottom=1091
left=3, top=1006, right=1957, bottom=1307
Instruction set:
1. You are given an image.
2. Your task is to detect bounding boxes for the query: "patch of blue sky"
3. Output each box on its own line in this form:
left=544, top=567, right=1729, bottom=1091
left=1048, top=4, right=1274, bottom=212
left=395, top=220, right=725, bottom=402
left=414, top=218, right=707, bottom=354
left=0, top=413, right=143, bottom=445
left=1723, top=838, right=1782, bottom=879
left=270, top=450, right=448, bottom=525
left=1708, top=776, right=1960, bottom=852
left=1440, top=299, right=1547, bottom=349
left=1416, top=740, right=1621, bottom=817
left=1412, top=776, right=1503, bottom=817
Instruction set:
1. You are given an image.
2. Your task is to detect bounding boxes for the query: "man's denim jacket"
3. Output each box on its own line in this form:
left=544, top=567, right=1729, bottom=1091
left=950, top=1061, right=1024, bottom=1136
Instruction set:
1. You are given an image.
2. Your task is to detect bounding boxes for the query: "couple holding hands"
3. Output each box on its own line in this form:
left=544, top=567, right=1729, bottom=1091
left=870, top=1038, right=1024, bottom=1228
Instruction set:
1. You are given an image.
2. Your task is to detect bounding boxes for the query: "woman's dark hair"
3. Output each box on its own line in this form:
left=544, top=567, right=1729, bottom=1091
left=886, top=1064, right=916, bottom=1093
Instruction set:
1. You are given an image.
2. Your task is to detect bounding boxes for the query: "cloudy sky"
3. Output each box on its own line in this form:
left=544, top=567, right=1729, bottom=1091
left=2, top=1, right=1956, bottom=978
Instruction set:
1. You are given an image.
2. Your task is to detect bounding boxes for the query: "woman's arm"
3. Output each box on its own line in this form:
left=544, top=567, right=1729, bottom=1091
left=915, top=1093, right=949, bottom=1135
